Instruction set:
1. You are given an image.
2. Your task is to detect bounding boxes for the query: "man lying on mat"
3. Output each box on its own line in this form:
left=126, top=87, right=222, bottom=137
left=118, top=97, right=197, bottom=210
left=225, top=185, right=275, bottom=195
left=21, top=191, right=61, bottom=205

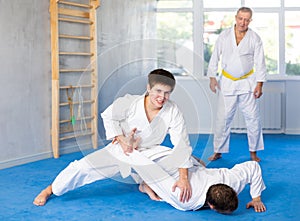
left=128, top=149, right=267, bottom=214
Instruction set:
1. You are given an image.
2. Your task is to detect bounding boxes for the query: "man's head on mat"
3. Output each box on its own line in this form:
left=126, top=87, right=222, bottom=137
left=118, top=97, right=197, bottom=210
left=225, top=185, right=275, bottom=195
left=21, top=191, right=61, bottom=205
left=206, top=183, right=239, bottom=214
left=147, top=69, right=176, bottom=109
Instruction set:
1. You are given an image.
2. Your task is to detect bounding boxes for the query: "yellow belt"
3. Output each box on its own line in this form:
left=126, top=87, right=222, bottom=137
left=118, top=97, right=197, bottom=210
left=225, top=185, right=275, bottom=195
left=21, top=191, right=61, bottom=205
left=222, top=69, right=254, bottom=81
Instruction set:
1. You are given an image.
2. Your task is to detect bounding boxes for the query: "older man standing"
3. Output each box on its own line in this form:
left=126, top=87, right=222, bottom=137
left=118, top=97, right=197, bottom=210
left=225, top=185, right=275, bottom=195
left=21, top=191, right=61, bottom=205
left=207, top=7, right=267, bottom=162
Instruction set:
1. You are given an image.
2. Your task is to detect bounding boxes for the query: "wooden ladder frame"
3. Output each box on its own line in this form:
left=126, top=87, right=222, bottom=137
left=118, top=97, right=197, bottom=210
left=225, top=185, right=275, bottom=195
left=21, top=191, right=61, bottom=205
left=50, top=0, right=100, bottom=158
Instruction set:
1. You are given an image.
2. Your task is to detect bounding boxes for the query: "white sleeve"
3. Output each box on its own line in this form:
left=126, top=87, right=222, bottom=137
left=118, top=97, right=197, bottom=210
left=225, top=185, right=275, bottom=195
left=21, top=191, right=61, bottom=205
left=228, top=161, right=266, bottom=198
left=101, top=94, right=138, bottom=140
left=167, top=103, right=193, bottom=168
left=253, top=35, right=267, bottom=82
left=248, top=162, right=266, bottom=198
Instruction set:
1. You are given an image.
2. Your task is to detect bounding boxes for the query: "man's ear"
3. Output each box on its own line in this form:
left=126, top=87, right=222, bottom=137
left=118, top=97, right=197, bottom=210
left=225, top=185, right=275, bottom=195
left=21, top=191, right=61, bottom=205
left=146, top=84, right=151, bottom=93
left=207, top=202, right=214, bottom=210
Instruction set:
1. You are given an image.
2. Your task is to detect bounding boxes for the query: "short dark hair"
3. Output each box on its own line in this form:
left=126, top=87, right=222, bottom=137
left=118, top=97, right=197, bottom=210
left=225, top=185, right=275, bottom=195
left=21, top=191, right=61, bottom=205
left=148, top=69, right=176, bottom=90
left=206, top=184, right=238, bottom=214
left=237, top=7, right=253, bottom=18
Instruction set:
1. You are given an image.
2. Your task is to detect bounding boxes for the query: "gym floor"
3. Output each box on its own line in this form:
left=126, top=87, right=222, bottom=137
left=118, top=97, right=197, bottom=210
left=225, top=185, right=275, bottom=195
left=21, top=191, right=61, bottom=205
left=0, top=134, right=299, bottom=221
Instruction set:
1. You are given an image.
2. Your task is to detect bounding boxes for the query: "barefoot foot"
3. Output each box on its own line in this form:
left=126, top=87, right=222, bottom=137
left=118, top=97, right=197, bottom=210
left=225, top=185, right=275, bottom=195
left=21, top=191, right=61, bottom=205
left=250, top=152, right=261, bottom=162
left=33, top=185, right=53, bottom=206
left=208, top=153, right=222, bottom=161
left=139, top=182, right=161, bottom=201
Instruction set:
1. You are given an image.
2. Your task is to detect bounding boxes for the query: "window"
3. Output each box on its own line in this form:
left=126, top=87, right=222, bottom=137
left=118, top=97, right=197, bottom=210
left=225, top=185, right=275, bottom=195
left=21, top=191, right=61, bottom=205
left=156, top=0, right=300, bottom=76
left=249, top=13, right=279, bottom=75
left=285, top=11, right=300, bottom=76
left=156, top=1, right=193, bottom=74
left=244, top=0, right=281, bottom=7
left=203, top=0, right=240, bottom=8
left=285, top=0, right=300, bottom=7
left=203, top=11, right=235, bottom=74
left=157, top=0, right=193, bottom=8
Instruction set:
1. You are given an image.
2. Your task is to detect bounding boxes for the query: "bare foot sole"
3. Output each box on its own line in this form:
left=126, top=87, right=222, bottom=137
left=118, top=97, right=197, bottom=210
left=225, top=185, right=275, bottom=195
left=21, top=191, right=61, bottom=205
left=208, top=153, right=222, bottom=161
left=139, top=183, right=161, bottom=201
left=33, top=186, right=52, bottom=206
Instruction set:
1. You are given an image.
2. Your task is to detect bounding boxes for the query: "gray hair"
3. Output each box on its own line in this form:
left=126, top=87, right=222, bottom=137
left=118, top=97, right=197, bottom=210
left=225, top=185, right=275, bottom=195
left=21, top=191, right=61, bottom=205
left=236, top=7, right=253, bottom=18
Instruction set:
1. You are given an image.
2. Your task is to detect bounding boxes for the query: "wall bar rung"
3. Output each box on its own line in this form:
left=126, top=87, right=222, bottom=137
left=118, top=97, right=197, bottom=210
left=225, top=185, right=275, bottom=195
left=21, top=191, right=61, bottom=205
left=60, top=84, right=94, bottom=89
left=58, top=8, right=90, bottom=18
left=59, top=52, right=94, bottom=56
left=59, top=34, right=93, bottom=40
left=60, top=68, right=94, bottom=72
left=58, top=17, right=92, bottom=24
left=60, top=116, right=94, bottom=124
left=59, top=132, right=93, bottom=141
left=58, top=0, right=92, bottom=9
left=59, top=100, right=95, bottom=106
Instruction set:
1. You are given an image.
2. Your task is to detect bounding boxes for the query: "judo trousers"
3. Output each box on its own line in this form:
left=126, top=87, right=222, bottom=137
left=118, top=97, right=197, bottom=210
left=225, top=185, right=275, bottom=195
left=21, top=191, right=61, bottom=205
left=52, top=144, right=176, bottom=196
left=214, top=92, right=264, bottom=153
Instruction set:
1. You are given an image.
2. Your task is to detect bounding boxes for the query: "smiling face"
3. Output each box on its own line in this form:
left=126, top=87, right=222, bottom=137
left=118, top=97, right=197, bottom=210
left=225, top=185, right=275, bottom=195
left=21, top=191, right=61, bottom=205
left=146, top=83, right=172, bottom=110
left=235, top=10, right=252, bottom=33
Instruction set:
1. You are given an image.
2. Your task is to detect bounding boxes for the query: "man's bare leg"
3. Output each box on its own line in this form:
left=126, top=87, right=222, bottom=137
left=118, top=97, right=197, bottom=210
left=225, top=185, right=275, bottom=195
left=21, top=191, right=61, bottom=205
left=250, top=152, right=261, bottom=162
left=139, top=182, right=161, bottom=201
left=208, top=153, right=222, bottom=161
left=33, top=185, right=53, bottom=206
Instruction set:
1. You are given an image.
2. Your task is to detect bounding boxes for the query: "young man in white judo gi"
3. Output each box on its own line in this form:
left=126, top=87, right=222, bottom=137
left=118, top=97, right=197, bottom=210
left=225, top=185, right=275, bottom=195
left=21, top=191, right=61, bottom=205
left=33, top=69, right=194, bottom=206
left=127, top=147, right=267, bottom=213
left=207, top=7, right=268, bottom=162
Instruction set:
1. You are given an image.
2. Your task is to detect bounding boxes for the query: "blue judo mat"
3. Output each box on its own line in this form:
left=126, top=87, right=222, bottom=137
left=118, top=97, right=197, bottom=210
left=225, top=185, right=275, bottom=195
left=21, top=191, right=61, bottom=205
left=0, top=134, right=299, bottom=221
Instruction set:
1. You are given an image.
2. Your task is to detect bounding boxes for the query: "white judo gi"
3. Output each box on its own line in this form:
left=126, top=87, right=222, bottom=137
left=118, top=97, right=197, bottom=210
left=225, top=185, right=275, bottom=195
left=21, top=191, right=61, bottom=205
left=52, top=94, right=193, bottom=196
left=128, top=151, right=266, bottom=211
left=207, top=26, right=267, bottom=153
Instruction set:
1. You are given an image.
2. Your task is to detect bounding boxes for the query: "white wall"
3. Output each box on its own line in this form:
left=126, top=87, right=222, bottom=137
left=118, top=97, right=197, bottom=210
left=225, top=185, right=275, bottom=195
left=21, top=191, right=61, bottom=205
left=285, top=80, right=300, bottom=134
left=0, top=0, right=51, bottom=168
left=171, top=77, right=215, bottom=134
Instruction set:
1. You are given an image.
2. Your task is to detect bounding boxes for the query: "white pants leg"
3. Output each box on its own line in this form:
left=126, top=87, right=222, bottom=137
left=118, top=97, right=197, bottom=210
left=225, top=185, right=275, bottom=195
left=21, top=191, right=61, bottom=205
left=238, top=93, right=264, bottom=152
left=214, top=92, right=264, bottom=153
left=214, top=92, right=238, bottom=153
left=52, top=144, right=130, bottom=196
